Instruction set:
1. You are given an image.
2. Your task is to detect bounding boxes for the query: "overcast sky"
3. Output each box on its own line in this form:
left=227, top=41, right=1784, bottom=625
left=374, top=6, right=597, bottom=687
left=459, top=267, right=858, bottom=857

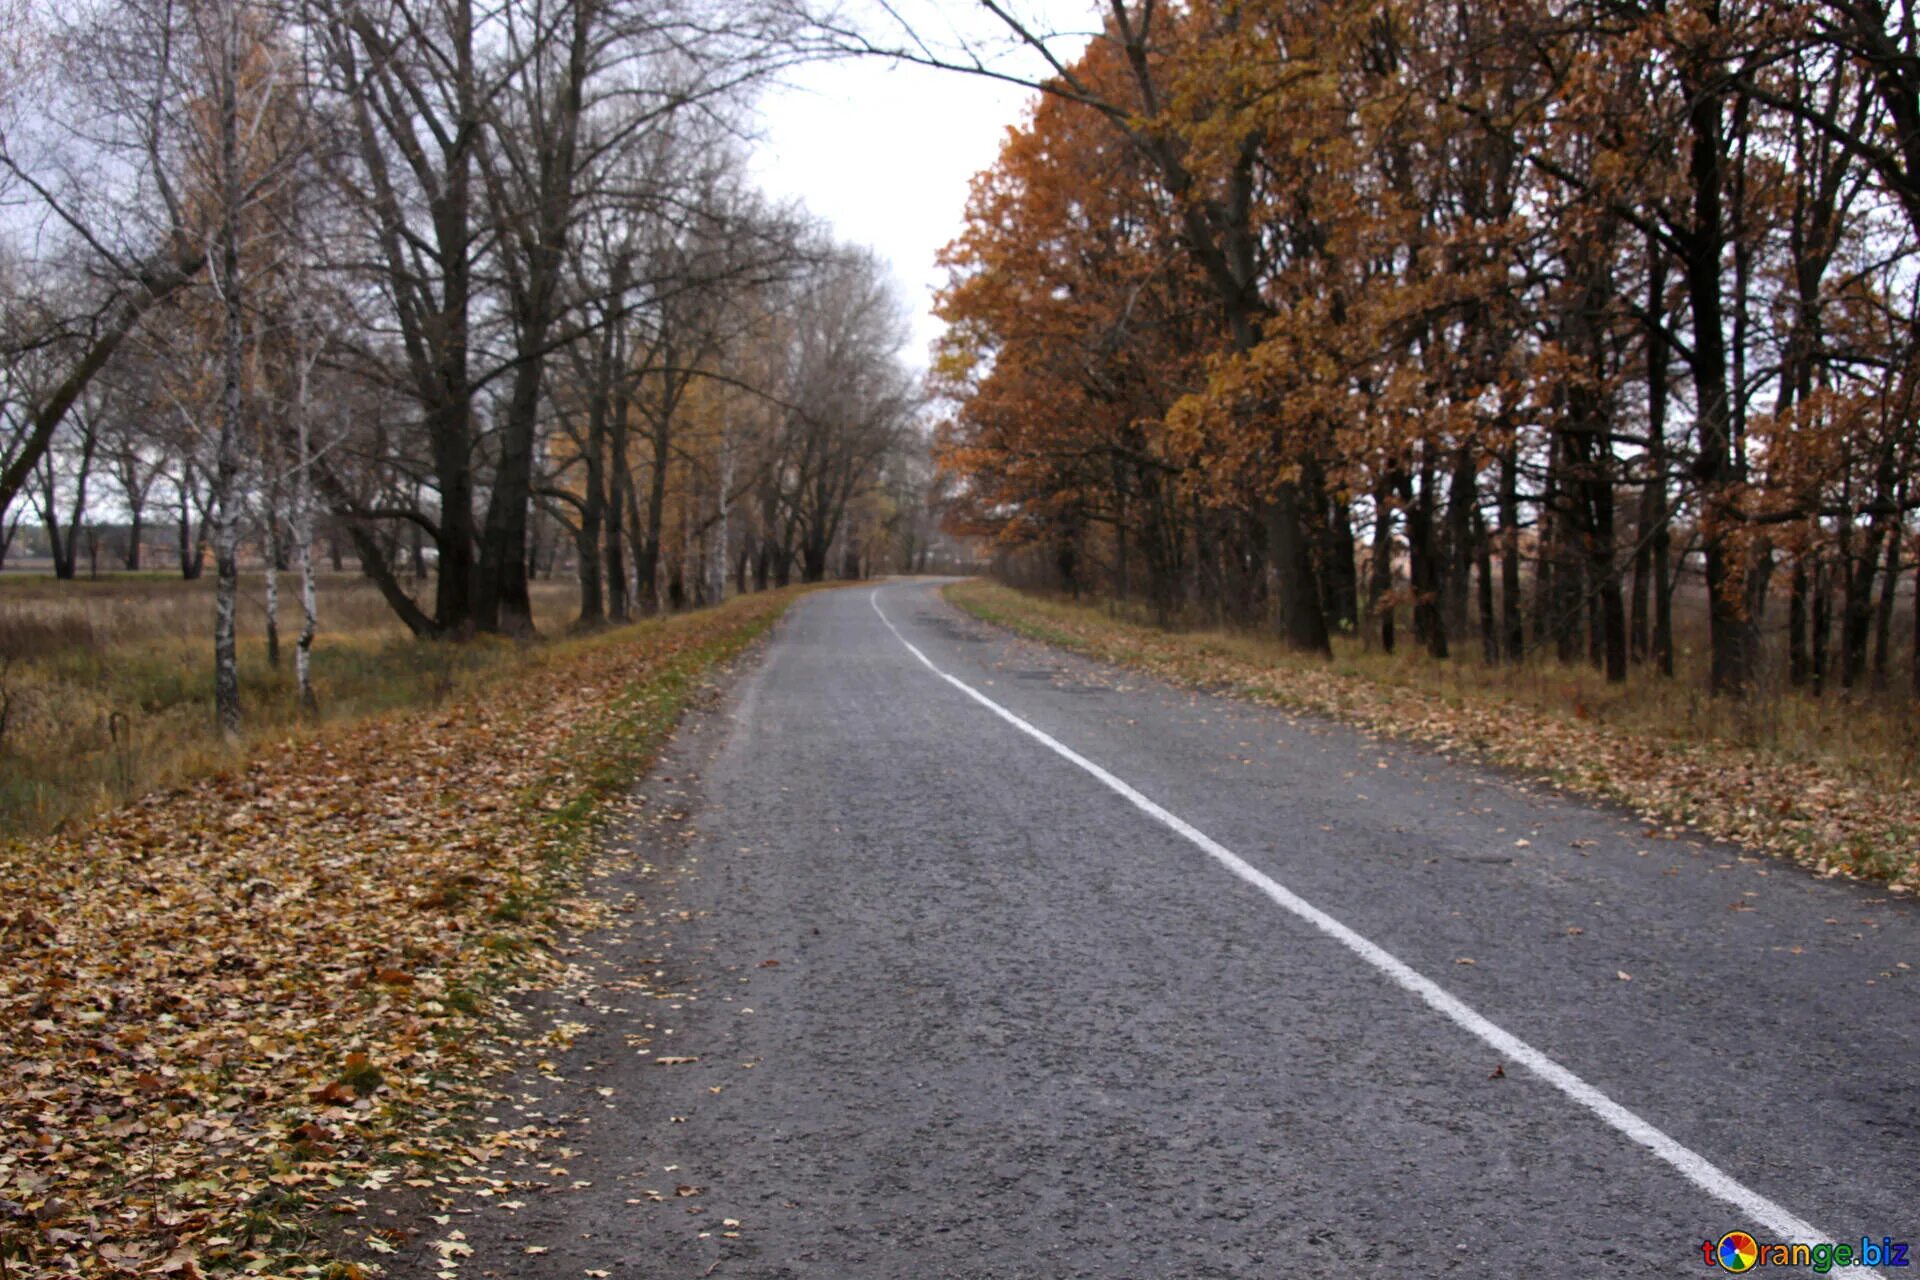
left=747, top=2, right=1099, bottom=369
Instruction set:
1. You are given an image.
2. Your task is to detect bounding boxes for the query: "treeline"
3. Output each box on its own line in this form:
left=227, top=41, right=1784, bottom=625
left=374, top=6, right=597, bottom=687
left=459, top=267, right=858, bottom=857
left=931, top=0, right=1920, bottom=699
left=0, top=0, right=934, bottom=731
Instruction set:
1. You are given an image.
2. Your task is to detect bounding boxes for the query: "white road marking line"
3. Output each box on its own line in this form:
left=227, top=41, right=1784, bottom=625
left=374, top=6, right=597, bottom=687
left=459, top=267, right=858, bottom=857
left=871, top=587, right=1879, bottom=1273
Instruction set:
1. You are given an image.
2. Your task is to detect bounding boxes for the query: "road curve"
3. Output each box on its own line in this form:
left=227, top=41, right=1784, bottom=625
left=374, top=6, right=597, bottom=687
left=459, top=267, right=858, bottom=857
left=454, top=579, right=1919, bottom=1279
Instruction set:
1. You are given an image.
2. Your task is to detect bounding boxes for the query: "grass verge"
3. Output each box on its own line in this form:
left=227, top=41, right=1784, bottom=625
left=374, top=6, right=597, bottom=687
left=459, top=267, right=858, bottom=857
left=946, top=580, right=1920, bottom=890
left=0, top=587, right=805, bottom=1278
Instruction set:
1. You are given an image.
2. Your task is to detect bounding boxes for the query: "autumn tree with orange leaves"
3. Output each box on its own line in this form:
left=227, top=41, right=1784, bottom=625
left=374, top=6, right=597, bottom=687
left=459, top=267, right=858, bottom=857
left=921, top=0, right=1920, bottom=700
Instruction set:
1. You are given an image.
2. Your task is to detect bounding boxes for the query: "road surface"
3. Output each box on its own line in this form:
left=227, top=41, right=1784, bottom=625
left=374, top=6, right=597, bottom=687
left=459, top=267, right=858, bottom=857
left=449, top=580, right=1918, bottom=1278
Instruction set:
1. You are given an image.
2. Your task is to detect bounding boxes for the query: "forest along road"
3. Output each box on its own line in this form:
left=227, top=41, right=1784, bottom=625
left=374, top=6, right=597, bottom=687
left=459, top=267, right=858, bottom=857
left=458, top=579, right=1918, bottom=1279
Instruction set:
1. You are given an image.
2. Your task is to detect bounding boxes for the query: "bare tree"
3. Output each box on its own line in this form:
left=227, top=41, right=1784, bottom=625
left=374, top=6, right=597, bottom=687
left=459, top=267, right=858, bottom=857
left=0, top=0, right=222, bottom=522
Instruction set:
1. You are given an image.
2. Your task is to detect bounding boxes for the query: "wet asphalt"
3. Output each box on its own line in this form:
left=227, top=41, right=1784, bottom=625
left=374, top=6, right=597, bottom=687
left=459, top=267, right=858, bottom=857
left=447, top=580, right=1919, bottom=1279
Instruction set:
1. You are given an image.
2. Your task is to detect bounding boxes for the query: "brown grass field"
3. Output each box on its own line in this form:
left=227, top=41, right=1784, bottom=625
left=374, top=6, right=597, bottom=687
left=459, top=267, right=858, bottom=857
left=0, top=571, right=582, bottom=837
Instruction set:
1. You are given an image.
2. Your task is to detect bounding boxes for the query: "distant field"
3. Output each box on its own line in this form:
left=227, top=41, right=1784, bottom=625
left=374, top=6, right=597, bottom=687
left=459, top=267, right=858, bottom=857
left=0, top=568, right=580, bottom=644
left=0, top=571, right=583, bottom=836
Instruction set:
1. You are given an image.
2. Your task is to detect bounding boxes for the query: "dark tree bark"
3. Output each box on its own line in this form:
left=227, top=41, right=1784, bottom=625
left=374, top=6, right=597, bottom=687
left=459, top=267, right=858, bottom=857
left=1812, top=559, right=1833, bottom=696
left=1841, top=488, right=1893, bottom=690
left=1498, top=445, right=1523, bottom=663
left=177, top=463, right=202, bottom=580
left=1631, top=243, right=1670, bottom=666
left=1870, top=508, right=1904, bottom=691
left=638, top=420, right=671, bottom=612
left=1789, top=557, right=1812, bottom=687
left=1323, top=489, right=1359, bottom=634
left=1442, top=445, right=1475, bottom=644
left=1398, top=462, right=1446, bottom=659
left=1679, top=55, right=1756, bottom=694
left=606, top=391, right=633, bottom=622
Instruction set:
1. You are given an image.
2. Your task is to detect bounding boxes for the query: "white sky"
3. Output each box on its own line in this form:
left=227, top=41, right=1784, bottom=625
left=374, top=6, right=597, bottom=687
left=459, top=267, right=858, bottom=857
left=748, top=2, right=1099, bottom=369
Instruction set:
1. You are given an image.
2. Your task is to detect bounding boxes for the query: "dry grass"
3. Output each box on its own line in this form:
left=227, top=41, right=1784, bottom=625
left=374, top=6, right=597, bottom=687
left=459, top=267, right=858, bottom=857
left=0, top=570, right=579, bottom=649
left=950, top=579, right=1920, bottom=885
left=0, top=572, right=586, bottom=836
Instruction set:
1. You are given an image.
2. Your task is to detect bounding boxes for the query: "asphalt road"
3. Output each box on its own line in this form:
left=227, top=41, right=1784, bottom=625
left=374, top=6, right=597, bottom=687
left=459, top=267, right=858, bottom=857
left=450, top=579, right=1918, bottom=1279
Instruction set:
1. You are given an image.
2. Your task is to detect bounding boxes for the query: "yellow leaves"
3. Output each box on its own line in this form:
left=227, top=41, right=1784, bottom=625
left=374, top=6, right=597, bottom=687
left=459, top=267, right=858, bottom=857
left=431, top=1233, right=474, bottom=1261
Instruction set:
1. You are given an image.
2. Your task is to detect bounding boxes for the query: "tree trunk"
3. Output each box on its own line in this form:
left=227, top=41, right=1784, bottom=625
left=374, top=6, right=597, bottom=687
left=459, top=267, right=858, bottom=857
left=293, top=343, right=319, bottom=714
left=211, top=3, right=244, bottom=740
left=1499, top=447, right=1522, bottom=663
left=1443, top=445, right=1474, bottom=644
left=1681, top=64, right=1752, bottom=695
left=575, top=403, right=606, bottom=628
left=475, top=334, right=544, bottom=635
left=178, top=466, right=201, bottom=580
left=263, top=443, right=282, bottom=668
left=1533, top=463, right=1556, bottom=651
left=265, top=533, right=281, bottom=668
left=1651, top=491, right=1674, bottom=676
left=1592, top=477, right=1627, bottom=684
left=607, top=410, right=633, bottom=622
left=709, top=424, right=734, bottom=605
left=1632, top=227, right=1670, bottom=671
left=1475, top=508, right=1498, bottom=665
left=1266, top=474, right=1332, bottom=656
left=1871, top=524, right=1903, bottom=691
left=473, top=3, right=588, bottom=637
left=1323, top=489, right=1359, bottom=635
left=1370, top=474, right=1396, bottom=654
left=1400, top=461, right=1446, bottom=659
left=637, top=426, right=670, bottom=613
left=1841, top=518, right=1888, bottom=690
left=1788, top=556, right=1810, bottom=687
left=802, top=539, right=829, bottom=584
left=125, top=498, right=144, bottom=571
left=1812, top=559, right=1833, bottom=696
left=39, top=457, right=73, bottom=581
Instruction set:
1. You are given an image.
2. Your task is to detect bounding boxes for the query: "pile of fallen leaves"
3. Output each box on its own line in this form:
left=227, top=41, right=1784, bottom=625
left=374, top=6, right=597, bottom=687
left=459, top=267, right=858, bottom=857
left=0, top=590, right=797, bottom=1278
left=949, top=582, right=1920, bottom=892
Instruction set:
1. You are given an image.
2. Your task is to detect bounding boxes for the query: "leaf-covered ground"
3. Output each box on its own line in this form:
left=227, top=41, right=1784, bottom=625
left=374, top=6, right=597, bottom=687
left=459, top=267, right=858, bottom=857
left=0, top=589, right=802, bottom=1278
left=948, top=581, right=1920, bottom=892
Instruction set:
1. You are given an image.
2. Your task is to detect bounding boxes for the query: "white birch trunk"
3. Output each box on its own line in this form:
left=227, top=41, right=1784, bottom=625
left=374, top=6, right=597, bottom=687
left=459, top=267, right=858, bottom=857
left=210, top=0, right=244, bottom=740
left=293, top=336, right=319, bottom=712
